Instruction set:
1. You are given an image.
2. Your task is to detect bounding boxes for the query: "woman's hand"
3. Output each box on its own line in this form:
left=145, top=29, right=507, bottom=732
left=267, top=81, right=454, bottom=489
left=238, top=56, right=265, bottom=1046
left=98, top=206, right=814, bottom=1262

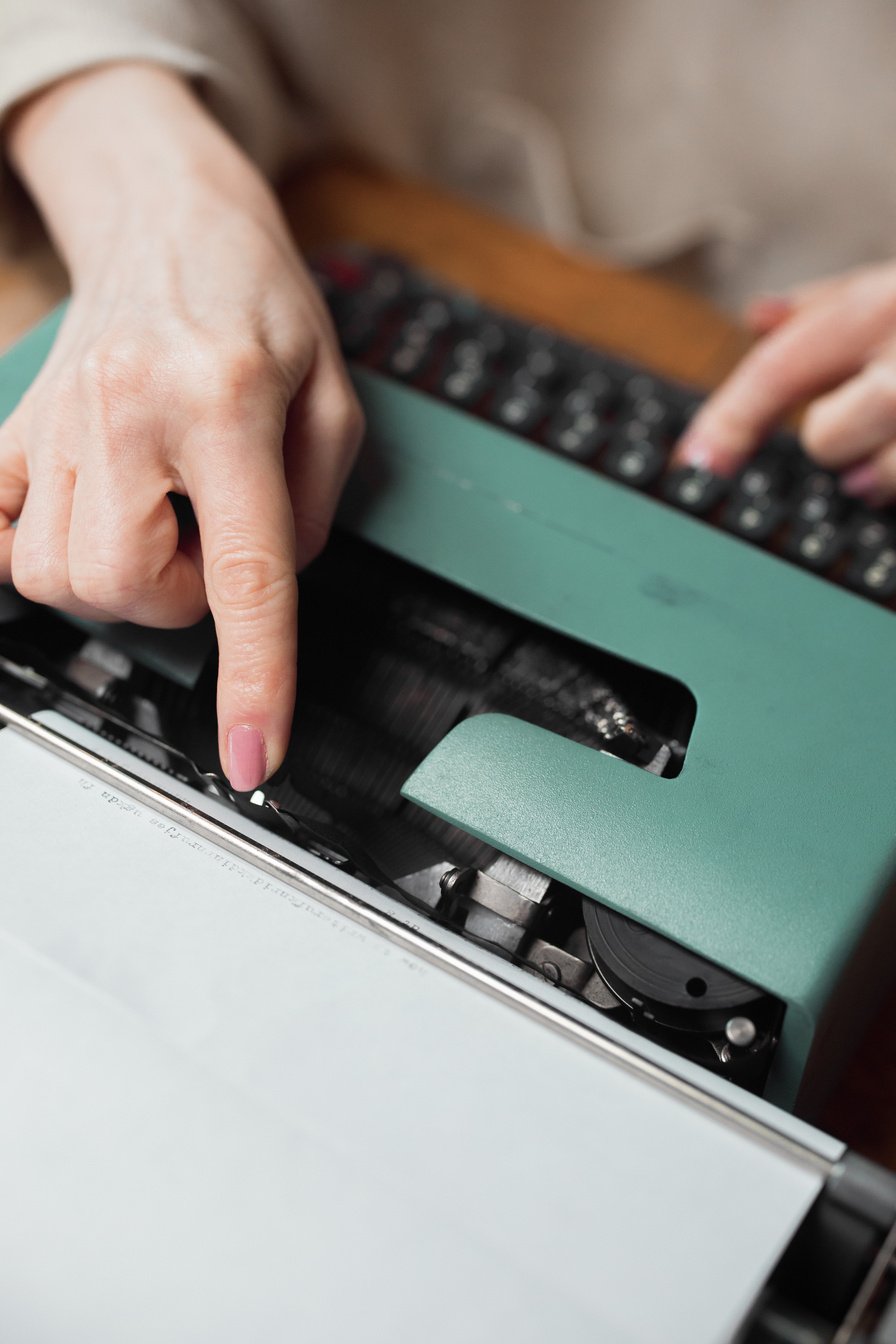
left=0, top=64, right=363, bottom=792
left=674, top=262, right=896, bottom=505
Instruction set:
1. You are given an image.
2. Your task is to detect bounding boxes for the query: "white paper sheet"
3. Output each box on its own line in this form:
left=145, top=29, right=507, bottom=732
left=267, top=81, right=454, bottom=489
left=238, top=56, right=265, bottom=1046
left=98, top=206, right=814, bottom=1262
left=0, top=723, right=826, bottom=1344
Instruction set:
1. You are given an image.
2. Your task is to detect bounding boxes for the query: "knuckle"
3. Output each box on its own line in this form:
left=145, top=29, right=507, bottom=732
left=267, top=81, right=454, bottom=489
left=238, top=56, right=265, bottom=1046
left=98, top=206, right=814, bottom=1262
left=184, top=344, right=288, bottom=436
left=69, top=555, right=141, bottom=612
left=272, top=322, right=317, bottom=381
left=78, top=338, right=149, bottom=405
left=11, top=548, right=67, bottom=606
left=72, top=340, right=154, bottom=447
left=205, top=343, right=283, bottom=410
left=206, top=547, right=295, bottom=613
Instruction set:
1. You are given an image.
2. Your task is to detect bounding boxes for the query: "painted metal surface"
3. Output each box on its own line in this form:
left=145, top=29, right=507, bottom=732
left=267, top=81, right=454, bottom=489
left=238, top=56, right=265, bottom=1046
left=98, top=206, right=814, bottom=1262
left=342, top=373, right=896, bottom=1108
left=3, top=308, right=895, bottom=1107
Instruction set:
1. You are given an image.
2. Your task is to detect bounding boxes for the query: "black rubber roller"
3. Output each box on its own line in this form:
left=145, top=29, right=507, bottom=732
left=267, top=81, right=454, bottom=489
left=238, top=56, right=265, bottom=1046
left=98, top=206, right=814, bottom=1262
left=582, top=898, right=769, bottom=1036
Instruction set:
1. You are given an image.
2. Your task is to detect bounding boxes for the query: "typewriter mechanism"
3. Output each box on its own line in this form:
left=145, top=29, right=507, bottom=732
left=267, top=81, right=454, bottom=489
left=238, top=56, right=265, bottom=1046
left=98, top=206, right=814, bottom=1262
left=0, top=531, right=783, bottom=1096
left=4, top=248, right=896, bottom=1120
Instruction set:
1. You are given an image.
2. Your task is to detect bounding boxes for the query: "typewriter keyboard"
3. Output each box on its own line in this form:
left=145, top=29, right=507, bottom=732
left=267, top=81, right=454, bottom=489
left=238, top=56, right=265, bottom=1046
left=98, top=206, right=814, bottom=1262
left=310, top=243, right=896, bottom=608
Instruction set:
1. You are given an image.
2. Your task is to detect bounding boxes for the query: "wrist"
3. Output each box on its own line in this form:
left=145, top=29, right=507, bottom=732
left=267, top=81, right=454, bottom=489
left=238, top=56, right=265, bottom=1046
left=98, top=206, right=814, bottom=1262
left=7, top=63, right=274, bottom=279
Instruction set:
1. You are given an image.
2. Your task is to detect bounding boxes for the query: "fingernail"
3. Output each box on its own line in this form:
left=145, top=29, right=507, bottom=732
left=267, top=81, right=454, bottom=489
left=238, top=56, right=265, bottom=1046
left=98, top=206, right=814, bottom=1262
left=227, top=725, right=267, bottom=793
left=673, top=434, right=719, bottom=471
left=748, top=293, right=793, bottom=324
left=840, top=462, right=880, bottom=501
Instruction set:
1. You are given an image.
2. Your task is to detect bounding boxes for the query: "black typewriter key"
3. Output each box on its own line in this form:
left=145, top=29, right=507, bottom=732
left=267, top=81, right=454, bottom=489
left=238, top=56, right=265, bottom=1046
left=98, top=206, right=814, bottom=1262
left=439, top=332, right=495, bottom=405
left=848, top=511, right=896, bottom=557
left=490, top=381, right=546, bottom=434
left=793, top=471, right=844, bottom=525
left=661, top=466, right=728, bottom=515
left=367, top=258, right=408, bottom=304
left=450, top=337, right=491, bottom=370
left=471, top=319, right=512, bottom=356
left=415, top=296, right=454, bottom=332
left=735, top=461, right=787, bottom=500
left=521, top=344, right=562, bottom=384
left=579, top=367, right=618, bottom=400
left=722, top=493, right=787, bottom=543
left=846, top=544, right=896, bottom=600
left=617, top=416, right=666, bottom=448
left=560, top=376, right=616, bottom=417
left=544, top=407, right=607, bottom=461
left=623, top=372, right=662, bottom=403
left=384, top=322, right=437, bottom=380
left=438, top=363, right=492, bottom=407
left=385, top=343, right=431, bottom=379
left=603, top=436, right=666, bottom=488
left=784, top=520, right=847, bottom=572
left=619, top=383, right=681, bottom=436
left=562, top=387, right=602, bottom=416
left=626, top=395, right=677, bottom=435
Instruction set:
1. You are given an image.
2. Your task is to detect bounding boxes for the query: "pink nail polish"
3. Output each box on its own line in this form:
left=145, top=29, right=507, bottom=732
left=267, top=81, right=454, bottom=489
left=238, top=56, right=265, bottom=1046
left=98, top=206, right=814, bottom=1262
left=671, top=435, right=714, bottom=473
left=840, top=463, right=880, bottom=500
left=227, top=725, right=267, bottom=793
left=748, top=294, right=793, bottom=325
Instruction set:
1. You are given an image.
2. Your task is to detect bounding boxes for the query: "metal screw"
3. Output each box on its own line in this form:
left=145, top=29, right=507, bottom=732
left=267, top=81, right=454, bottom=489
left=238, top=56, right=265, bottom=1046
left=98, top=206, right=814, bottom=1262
left=725, top=1016, right=757, bottom=1049
left=440, top=868, right=459, bottom=894
left=439, top=867, right=469, bottom=898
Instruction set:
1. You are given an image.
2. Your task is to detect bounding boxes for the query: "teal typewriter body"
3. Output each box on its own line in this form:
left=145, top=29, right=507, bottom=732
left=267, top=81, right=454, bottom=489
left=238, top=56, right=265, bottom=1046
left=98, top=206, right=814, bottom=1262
left=2, top=278, right=895, bottom=1113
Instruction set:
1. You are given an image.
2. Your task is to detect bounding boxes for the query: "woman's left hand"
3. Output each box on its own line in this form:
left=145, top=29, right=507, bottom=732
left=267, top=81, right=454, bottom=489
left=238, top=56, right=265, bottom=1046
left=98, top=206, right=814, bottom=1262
left=673, top=261, right=896, bottom=506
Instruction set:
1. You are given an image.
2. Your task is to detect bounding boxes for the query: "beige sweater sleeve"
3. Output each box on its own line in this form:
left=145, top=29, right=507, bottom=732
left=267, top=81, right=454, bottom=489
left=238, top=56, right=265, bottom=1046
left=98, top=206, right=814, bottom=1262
left=0, top=0, right=306, bottom=251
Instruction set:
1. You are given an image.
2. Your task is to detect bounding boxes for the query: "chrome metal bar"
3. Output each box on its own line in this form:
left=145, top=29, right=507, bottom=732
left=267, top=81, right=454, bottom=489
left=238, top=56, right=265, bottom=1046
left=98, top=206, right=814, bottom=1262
left=0, top=699, right=833, bottom=1177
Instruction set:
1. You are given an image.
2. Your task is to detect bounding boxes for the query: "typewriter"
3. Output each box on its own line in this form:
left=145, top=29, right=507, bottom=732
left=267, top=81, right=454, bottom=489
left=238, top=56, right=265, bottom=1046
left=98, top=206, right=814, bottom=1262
left=2, top=245, right=896, bottom=1342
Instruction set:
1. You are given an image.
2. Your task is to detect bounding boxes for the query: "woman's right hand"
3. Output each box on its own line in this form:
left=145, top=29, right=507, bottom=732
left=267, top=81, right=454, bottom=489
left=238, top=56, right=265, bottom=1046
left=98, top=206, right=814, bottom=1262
left=0, top=63, right=364, bottom=792
left=673, top=263, right=896, bottom=504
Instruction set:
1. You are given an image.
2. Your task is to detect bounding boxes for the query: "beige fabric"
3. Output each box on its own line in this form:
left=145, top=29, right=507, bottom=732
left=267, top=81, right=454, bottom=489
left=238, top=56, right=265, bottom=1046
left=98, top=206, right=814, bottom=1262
left=0, top=0, right=895, bottom=309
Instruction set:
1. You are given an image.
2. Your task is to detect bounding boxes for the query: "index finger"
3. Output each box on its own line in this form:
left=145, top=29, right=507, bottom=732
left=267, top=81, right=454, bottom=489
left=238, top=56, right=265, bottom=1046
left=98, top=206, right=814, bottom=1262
left=673, top=302, right=869, bottom=474
left=185, top=425, right=298, bottom=794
